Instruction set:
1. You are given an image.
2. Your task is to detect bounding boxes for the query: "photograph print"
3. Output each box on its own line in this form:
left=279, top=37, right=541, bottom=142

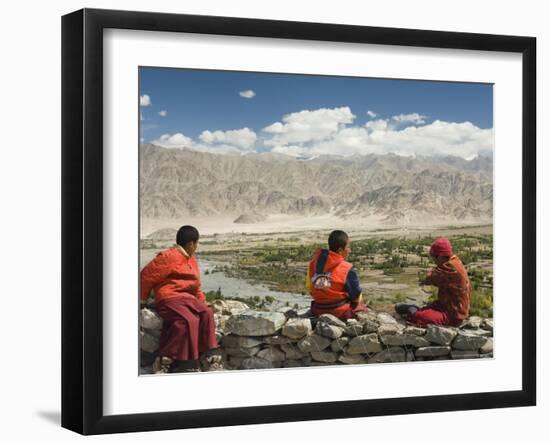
left=138, top=67, right=494, bottom=375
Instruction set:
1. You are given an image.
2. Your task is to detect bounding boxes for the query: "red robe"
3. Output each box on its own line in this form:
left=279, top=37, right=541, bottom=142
left=409, top=255, right=471, bottom=327
left=140, top=246, right=206, bottom=303
left=425, top=254, right=471, bottom=325
left=140, top=246, right=217, bottom=361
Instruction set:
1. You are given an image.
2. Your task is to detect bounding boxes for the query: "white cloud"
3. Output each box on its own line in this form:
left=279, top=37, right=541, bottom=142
left=149, top=105, right=492, bottom=159
left=366, top=110, right=377, bottom=118
left=151, top=128, right=257, bottom=153
left=140, top=137, right=144, bottom=143
left=199, top=127, right=257, bottom=150
left=151, top=133, right=193, bottom=149
left=391, top=112, right=427, bottom=125
left=365, top=118, right=389, bottom=132
left=140, top=94, right=151, bottom=107
left=263, top=106, right=356, bottom=146
left=295, top=127, right=370, bottom=157
left=264, top=106, right=491, bottom=159
left=375, top=120, right=493, bottom=158
left=158, top=110, right=167, bottom=117
left=326, top=120, right=491, bottom=158
left=239, top=90, right=256, bottom=99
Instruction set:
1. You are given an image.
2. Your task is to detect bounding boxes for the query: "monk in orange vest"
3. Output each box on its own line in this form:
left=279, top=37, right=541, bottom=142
left=140, top=225, right=218, bottom=373
left=307, top=230, right=368, bottom=319
left=395, top=237, right=471, bottom=327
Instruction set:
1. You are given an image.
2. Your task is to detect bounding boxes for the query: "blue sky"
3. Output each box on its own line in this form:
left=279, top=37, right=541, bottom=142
left=139, top=67, right=493, bottom=159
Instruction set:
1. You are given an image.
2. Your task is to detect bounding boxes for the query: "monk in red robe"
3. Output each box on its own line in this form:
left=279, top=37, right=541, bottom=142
left=395, top=238, right=471, bottom=327
left=140, top=225, right=218, bottom=373
left=306, top=230, right=368, bottom=319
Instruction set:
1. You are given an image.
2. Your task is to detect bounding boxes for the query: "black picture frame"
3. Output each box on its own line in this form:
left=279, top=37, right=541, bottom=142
left=61, top=8, right=536, bottom=435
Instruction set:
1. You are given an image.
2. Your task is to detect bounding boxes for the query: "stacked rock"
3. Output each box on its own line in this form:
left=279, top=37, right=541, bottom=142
left=139, top=307, right=163, bottom=373
left=216, top=310, right=494, bottom=368
left=139, top=303, right=494, bottom=373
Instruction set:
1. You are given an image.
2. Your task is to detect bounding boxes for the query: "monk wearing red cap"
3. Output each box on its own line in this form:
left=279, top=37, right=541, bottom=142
left=395, top=237, right=471, bottom=327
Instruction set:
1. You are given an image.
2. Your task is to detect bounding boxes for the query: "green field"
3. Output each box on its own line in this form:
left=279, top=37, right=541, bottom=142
left=192, top=229, right=493, bottom=317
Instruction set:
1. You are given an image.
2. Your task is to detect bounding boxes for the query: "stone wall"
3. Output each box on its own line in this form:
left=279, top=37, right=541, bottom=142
left=139, top=300, right=493, bottom=374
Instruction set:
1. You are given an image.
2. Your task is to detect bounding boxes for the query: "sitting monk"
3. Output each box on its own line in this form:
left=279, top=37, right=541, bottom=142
left=395, top=237, right=471, bottom=327
left=140, top=225, right=218, bottom=373
left=306, top=230, right=368, bottom=320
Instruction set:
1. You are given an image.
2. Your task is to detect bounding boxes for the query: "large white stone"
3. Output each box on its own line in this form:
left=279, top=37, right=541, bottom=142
left=338, top=353, right=367, bottom=365
left=139, top=330, right=159, bottom=353
left=481, top=318, right=494, bottom=333
left=356, top=311, right=378, bottom=324
left=318, top=313, right=347, bottom=328
left=347, top=334, right=383, bottom=354
left=466, top=328, right=493, bottom=338
left=282, top=318, right=312, bottom=339
left=224, top=346, right=261, bottom=358
left=315, top=321, right=344, bottom=339
left=256, top=347, right=286, bottom=363
left=380, top=334, right=431, bottom=347
left=343, top=319, right=363, bottom=337
left=362, top=320, right=380, bottom=334
left=425, top=325, right=458, bottom=346
left=140, top=308, right=163, bottom=330
left=331, top=337, right=350, bottom=352
left=404, top=326, right=426, bottom=336
left=415, top=346, right=452, bottom=357
left=460, top=316, right=483, bottom=329
left=368, top=347, right=406, bottom=363
left=310, top=350, right=338, bottom=363
left=214, top=313, right=229, bottom=331
left=297, top=334, right=332, bottom=353
left=225, top=310, right=286, bottom=336
left=377, top=324, right=402, bottom=336
left=262, top=335, right=294, bottom=345
left=452, top=330, right=488, bottom=350
left=211, top=299, right=250, bottom=315
left=479, top=337, right=494, bottom=354
left=280, top=343, right=306, bottom=360
left=377, top=312, right=399, bottom=325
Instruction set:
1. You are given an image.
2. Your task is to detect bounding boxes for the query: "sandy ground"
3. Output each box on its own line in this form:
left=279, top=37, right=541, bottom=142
left=141, top=214, right=492, bottom=239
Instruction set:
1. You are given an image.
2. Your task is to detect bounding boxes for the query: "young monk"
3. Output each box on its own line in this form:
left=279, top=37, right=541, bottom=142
left=395, top=237, right=471, bottom=327
left=140, top=225, right=218, bottom=373
left=306, top=230, right=368, bottom=320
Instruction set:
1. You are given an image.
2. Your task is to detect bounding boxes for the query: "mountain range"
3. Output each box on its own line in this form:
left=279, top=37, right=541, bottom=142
left=140, top=144, right=493, bottom=225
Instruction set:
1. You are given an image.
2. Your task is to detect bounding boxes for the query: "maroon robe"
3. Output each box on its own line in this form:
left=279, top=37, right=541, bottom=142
left=156, top=295, right=218, bottom=361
